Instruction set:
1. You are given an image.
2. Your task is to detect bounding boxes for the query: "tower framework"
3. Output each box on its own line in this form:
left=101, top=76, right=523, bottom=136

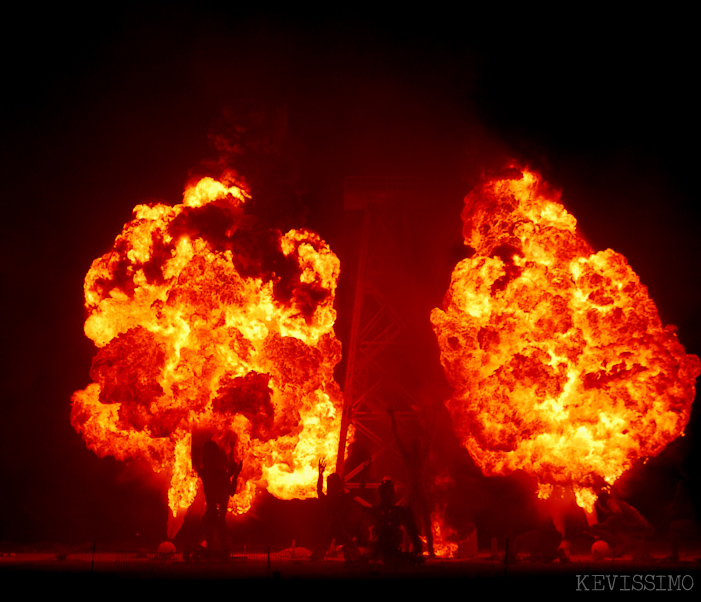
left=336, top=176, right=430, bottom=494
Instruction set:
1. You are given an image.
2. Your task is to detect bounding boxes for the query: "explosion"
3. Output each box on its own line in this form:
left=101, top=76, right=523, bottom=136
left=431, top=166, right=700, bottom=510
left=71, top=176, right=343, bottom=516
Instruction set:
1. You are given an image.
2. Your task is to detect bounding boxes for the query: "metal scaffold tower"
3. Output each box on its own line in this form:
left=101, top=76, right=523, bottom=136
left=336, top=176, right=428, bottom=491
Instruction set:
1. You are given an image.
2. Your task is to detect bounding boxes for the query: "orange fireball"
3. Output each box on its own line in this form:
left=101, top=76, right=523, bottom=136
left=71, top=176, right=343, bottom=516
left=431, top=166, right=700, bottom=510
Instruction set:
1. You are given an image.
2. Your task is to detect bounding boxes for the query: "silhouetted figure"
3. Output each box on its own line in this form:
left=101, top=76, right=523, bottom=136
left=388, top=407, right=435, bottom=558
left=195, top=439, right=242, bottom=552
left=667, top=474, right=699, bottom=560
left=591, top=490, right=654, bottom=559
left=371, top=478, right=422, bottom=564
left=311, top=459, right=361, bottom=561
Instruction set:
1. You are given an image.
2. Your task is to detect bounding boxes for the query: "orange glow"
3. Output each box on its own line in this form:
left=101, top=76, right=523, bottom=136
left=72, top=176, right=343, bottom=516
left=431, top=165, right=700, bottom=511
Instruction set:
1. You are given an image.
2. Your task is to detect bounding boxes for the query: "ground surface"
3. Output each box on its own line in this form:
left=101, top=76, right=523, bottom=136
left=2, top=546, right=700, bottom=594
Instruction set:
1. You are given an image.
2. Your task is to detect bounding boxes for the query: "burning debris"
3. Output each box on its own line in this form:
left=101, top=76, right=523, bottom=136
left=71, top=176, right=344, bottom=517
left=431, top=165, right=700, bottom=511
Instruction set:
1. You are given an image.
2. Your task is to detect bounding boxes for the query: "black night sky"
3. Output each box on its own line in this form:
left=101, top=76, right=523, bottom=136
left=1, top=4, right=698, bottom=548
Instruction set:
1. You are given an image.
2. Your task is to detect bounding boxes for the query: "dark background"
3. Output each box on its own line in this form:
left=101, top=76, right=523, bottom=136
left=1, top=4, right=698, bottom=549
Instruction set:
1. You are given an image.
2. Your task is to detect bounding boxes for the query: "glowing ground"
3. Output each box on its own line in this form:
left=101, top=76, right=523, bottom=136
left=3, top=546, right=700, bottom=594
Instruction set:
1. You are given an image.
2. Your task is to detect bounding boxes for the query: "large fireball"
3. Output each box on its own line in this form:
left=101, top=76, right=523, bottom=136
left=430, top=166, right=700, bottom=510
left=71, top=176, right=343, bottom=516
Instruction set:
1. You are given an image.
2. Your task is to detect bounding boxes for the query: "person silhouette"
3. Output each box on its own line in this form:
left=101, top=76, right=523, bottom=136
left=311, top=458, right=361, bottom=562
left=667, top=471, right=699, bottom=561
left=388, top=407, right=435, bottom=557
left=195, top=438, right=242, bottom=552
left=372, top=478, right=422, bottom=563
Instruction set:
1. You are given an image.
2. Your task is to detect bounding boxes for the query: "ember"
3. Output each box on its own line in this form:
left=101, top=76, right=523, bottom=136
left=71, top=176, right=344, bottom=516
left=431, top=165, right=700, bottom=510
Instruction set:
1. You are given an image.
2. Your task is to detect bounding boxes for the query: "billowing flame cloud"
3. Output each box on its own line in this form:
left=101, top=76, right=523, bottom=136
left=71, top=177, right=343, bottom=515
left=431, top=165, right=700, bottom=510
